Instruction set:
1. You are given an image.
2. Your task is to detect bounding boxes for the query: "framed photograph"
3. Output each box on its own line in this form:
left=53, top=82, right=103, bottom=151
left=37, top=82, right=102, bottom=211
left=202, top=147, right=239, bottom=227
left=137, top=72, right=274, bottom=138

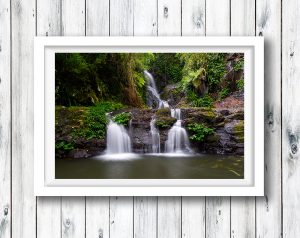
left=34, top=37, right=264, bottom=196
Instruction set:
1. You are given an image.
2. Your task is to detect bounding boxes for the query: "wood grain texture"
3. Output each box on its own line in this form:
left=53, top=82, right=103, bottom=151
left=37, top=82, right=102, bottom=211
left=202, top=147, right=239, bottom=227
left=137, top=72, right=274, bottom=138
left=134, top=0, right=157, bottom=36
left=182, top=197, right=205, bottom=238
left=86, top=197, right=109, bottom=238
left=182, top=0, right=205, bottom=36
left=205, top=2, right=231, bottom=237
left=62, top=197, right=85, bottom=238
left=0, top=0, right=10, bottom=237
left=110, top=197, right=133, bottom=238
left=230, top=1, right=256, bottom=237
left=86, top=0, right=109, bottom=36
left=110, top=0, right=134, bottom=36
left=256, top=0, right=282, bottom=237
left=157, top=197, right=181, bottom=238
left=134, top=197, right=157, bottom=238
left=36, top=1, right=62, bottom=237
left=158, top=0, right=181, bottom=35
left=282, top=0, right=300, bottom=237
left=11, top=0, right=36, bottom=237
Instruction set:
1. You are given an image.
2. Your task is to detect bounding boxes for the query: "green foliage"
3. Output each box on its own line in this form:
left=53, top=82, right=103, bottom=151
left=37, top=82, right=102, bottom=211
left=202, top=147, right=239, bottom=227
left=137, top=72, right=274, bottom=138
left=155, top=117, right=177, bottom=129
left=219, top=88, right=230, bottom=99
left=187, top=123, right=215, bottom=142
left=233, top=59, right=244, bottom=71
left=71, top=102, right=125, bottom=139
left=236, top=78, right=244, bottom=91
left=113, top=112, right=131, bottom=126
left=187, top=91, right=213, bottom=108
left=55, top=141, right=74, bottom=151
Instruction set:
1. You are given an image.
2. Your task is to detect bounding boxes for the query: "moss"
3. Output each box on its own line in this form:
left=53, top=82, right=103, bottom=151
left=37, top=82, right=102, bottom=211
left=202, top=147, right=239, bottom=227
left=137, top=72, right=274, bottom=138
left=233, top=120, right=244, bottom=142
left=156, top=108, right=171, bottom=117
left=155, top=117, right=177, bottom=129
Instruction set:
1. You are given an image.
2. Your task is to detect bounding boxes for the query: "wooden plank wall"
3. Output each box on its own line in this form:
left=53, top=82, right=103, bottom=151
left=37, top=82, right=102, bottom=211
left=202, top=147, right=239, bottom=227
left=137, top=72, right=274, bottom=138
left=0, top=0, right=293, bottom=237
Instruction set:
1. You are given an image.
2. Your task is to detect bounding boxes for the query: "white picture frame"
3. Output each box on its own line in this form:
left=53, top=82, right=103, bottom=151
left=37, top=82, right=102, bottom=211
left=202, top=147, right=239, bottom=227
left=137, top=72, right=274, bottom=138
left=34, top=36, right=264, bottom=196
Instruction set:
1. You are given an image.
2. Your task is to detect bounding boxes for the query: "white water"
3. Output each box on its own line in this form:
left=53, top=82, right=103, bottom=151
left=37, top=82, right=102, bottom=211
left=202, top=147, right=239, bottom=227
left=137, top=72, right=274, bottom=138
left=106, top=120, right=132, bottom=154
left=165, top=109, right=192, bottom=153
left=150, top=117, right=160, bottom=153
left=144, top=70, right=169, bottom=109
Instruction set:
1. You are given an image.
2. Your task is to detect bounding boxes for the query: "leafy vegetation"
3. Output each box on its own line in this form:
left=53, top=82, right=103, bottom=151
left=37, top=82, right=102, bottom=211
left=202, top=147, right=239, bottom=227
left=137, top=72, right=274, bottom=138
left=155, top=117, right=177, bottom=129
left=236, top=78, right=244, bottom=91
left=55, top=140, right=75, bottom=151
left=113, top=112, right=131, bottom=126
left=187, top=123, right=215, bottom=142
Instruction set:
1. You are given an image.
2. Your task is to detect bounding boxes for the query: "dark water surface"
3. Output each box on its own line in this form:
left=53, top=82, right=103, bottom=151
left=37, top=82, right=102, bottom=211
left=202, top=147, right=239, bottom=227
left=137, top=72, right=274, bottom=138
left=56, top=153, right=244, bottom=179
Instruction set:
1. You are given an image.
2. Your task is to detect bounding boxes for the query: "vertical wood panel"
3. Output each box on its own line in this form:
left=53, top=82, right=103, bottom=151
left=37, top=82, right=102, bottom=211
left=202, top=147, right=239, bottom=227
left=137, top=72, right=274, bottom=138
left=110, top=197, right=133, bottom=238
left=157, top=0, right=181, bottom=35
left=60, top=1, right=86, bottom=238
left=182, top=0, right=205, bottom=36
left=181, top=1, right=206, bottom=237
left=182, top=197, right=205, bottom=238
left=157, top=197, right=181, bottom=238
left=11, top=0, right=36, bottom=237
left=0, top=0, right=11, bottom=237
left=282, top=0, right=300, bottom=237
left=110, top=0, right=134, bottom=36
left=133, top=1, right=158, bottom=238
left=256, top=0, right=282, bottom=237
left=134, top=0, right=157, bottom=36
left=86, top=197, right=109, bottom=238
left=86, top=0, right=109, bottom=36
left=134, top=197, right=157, bottom=238
left=230, top=1, right=256, bottom=238
left=62, top=197, right=85, bottom=238
left=205, top=1, right=231, bottom=237
left=36, top=1, right=62, bottom=237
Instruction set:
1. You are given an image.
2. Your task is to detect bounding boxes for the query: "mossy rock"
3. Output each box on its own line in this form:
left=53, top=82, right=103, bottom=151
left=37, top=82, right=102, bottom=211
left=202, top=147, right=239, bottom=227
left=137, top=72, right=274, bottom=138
left=155, top=116, right=177, bottom=129
left=206, top=133, right=220, bottom=143
left=156, top=108, right=171, bottom=117
left=232, top=120, right=244, bottom=143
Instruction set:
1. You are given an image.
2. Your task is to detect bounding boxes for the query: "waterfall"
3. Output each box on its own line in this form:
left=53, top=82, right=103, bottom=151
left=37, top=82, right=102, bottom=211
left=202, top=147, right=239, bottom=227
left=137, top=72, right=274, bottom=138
left=150, top=117, right=160, bottom=153
left=106, top=120, right=132, bottom=154
left=144, top=70, right=169, bottom=109
left=165, top=109, right=192, bottom=153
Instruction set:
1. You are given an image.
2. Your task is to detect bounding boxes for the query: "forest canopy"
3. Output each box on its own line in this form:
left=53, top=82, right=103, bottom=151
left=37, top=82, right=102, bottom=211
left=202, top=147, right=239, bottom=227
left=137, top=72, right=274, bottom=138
left=55, top=52, right=244, bottom=107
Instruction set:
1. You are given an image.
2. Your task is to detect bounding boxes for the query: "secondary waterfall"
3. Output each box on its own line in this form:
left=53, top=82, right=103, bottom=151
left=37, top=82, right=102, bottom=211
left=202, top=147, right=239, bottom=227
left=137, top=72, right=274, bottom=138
left=165, top=109, right=192, bottom=153
left=106, top=120, right=132, bottom=154
left=150, top=117, right=160, bottom=153
left=144, top=70, right=169, bottom=109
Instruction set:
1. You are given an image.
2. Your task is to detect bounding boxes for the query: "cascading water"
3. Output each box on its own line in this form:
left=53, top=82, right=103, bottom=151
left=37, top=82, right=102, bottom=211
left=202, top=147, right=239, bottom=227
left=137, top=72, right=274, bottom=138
left=106, top=120, right=132, bottom=154
left=165, top=109, right=192, bottom=153
left=150, top=117, right=160, bottom=153
left=144, top=70, right=169, bottom=109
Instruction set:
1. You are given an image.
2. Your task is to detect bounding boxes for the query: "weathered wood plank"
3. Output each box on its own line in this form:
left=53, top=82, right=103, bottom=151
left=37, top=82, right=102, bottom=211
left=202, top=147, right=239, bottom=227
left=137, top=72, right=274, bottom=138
left=157, top=197, right=181, bottom=238
left=206, top=0, right=230, bottom=36
left=157, top=0, right=181, bottom=35
left=110, top=0, right=134, bottom=36
left=0, top=0, right=11, bottom=237
left=36, top=1, right=62, bottom=237
left=134, top=0, right=157, bottom=36
left=62, top=197, right=85, bottom=238
left=60, top=1, right=86, bottom=238
left=134, top=197, right=157, bottom=238
left=86, top=197, right=109, bottom=238
left=256, top=0, right=282, bottom=237
left=182, top=197, right=205, bottom=238
left=110, top=197, right=134, bottom=238
left=181, top=1, right=206, bottom=237
left=11, top=0, right=36, bottom=237
left=182, top=0, right=205, bottom=36
left=205, top=1, right=231, bottom=237
left=282, top=0, right=300, bottom=237
left=230, top=1, right=256, bottom=237
left=86, top=0, right=109, bottom=36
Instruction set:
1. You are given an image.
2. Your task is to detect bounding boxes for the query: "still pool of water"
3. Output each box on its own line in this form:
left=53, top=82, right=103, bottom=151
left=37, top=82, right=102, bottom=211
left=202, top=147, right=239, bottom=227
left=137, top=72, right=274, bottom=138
left=55, top=153, right=244, bottom=179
